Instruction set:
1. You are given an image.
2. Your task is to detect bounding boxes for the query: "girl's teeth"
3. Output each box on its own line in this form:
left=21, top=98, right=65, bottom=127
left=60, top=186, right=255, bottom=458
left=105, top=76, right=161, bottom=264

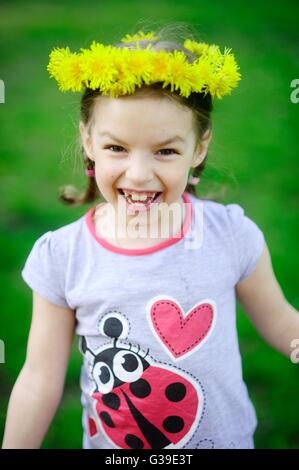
left=122, top=190, right=157, bottom=202
left=132, top=194, right=148, bottom=201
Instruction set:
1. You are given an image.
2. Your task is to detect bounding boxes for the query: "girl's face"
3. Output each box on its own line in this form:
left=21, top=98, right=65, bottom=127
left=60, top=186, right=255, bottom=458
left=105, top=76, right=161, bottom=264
left=80, top=92, right=211, bottom=221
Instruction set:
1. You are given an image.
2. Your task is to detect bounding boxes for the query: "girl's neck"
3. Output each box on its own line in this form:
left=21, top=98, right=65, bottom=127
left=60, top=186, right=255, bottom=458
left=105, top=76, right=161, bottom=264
left=93, top=195, right=186, bottom=249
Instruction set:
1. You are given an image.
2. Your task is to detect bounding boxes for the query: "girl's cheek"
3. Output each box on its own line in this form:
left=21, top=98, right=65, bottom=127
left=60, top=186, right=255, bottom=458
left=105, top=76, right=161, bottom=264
left=163, top=167, right=185, bottom=185
left=109, top=174, right=118, bottom=184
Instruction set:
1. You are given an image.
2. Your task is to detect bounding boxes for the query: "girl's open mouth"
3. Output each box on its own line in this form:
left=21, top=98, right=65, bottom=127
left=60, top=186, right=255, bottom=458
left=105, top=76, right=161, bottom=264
left=117, top=189, right=163, bottom=212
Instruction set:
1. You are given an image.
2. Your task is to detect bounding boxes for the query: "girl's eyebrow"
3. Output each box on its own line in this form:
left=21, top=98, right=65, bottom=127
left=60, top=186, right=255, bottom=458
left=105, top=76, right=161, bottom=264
left=98, top=131, right=186, bottom=146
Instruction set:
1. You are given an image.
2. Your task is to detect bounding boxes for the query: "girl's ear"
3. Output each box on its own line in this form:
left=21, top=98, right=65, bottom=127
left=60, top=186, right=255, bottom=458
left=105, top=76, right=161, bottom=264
left=191, top=129, right=212, bottom=168
left=79, top=121, right=94, bottom=161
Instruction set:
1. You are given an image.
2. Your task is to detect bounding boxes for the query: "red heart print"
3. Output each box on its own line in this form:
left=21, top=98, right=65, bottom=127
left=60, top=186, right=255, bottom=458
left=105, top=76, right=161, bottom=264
left=149, top=298, right=215, bottom=360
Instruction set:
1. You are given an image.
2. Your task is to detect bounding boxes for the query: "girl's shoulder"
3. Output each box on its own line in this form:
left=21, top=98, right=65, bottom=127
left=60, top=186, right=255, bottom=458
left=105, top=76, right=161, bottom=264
left=21, top=211, right=90, bottom=308
left=187, top=192, right=250, bottom=229
left=52, top=213, right=86, bottom=242
left=27, top=210, right=88, bottom=259
left=187, top=193, right=265, bottom=282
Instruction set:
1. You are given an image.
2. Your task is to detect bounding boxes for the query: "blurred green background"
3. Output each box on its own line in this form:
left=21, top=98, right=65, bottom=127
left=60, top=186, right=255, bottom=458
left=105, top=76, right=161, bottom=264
left=0, top=0, right=298, bottom=449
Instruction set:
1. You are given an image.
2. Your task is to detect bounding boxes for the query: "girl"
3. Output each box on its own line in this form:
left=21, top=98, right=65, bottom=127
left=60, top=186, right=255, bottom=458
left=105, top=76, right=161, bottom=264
left=2, top=27, right=299, bottom=450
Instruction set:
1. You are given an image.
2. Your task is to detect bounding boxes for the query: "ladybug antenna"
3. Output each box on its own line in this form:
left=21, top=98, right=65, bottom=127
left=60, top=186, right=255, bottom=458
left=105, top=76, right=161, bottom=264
left=143, top=348, right=149, bottom=359
left=79, top=336, right=96, bottom=357
left=86, top=346, right=96, bottom=357
left=113, top=338, right=118, bottom=348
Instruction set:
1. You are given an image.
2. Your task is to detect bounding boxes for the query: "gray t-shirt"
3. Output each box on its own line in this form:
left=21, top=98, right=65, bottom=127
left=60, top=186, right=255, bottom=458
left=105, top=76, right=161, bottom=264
left=21, top=192, right=265, bottom=449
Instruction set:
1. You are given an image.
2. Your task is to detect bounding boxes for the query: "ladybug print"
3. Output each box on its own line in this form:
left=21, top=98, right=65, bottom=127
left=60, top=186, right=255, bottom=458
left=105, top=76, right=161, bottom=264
left=79, top=314, right=204, bottom=449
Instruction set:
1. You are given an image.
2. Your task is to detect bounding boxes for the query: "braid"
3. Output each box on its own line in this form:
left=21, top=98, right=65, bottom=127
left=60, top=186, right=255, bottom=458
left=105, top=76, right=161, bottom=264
left=59, top=157, right=101, bottom=206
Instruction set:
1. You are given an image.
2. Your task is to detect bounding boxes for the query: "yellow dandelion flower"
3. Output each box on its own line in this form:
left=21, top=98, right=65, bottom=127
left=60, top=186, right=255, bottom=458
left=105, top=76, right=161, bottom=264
left=125, top=48, right=153, bottom=86
left=100, top=48, right=136, bottom=97
left=217, top=54, right=241, bottom=96
left=47, top=33, right=241, bottom=100
left=190, top=58, right=213, bottom=94
left=112, top=48, right=130, bottom=81
left=208, top=73, right=228, bottom=99
left=207, top=53, right=241, bottom=99
left=215, top=49, right=240, bottom=97
left=149, top=50, right=171, bottom=83
left=47, top=47, right=70, bottom=79
left=47, top=47, right=84, bottom=92
left=184, top=40, right=210, bottom=57
left=108, top=78, right=137, bottom=98
left=198, top=57, right=213, bottom=82
left=207, top=44, right=222, bottom=63
left=163, top=50, right=190, bottom=95
left=120, top=31, right=158, bottom=43
left=81, top=42, right=116, bottom=90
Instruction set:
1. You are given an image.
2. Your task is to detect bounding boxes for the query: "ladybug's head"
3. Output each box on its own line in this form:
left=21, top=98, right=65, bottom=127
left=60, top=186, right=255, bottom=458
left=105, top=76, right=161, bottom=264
left=79, top=315, right=150, bottom=394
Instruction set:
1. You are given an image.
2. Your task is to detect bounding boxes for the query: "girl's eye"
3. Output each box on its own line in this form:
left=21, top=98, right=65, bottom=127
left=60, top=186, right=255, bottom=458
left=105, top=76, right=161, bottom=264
left=157, top=148, right=177, bottom=156
left=104, top=146, right=177, bottom=156
left=105, top=145, right=125, bottom=152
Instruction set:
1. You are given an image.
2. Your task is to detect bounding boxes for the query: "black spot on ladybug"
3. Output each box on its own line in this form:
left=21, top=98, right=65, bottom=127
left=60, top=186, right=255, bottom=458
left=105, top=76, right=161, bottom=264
left=163, top=416, right=184, bottom=433
left=104, top=317, right=123, bottom=338
left=130, top=379, right=151, bottom=398
left=122, top=390, right=171, bottom=448
left=165, top=382, right=186, bottom=402
left=125, top=434, right=144, bottom=449
left=102, top=392, right=120, bottom=410
left=99, top=411, right=115, bottom=428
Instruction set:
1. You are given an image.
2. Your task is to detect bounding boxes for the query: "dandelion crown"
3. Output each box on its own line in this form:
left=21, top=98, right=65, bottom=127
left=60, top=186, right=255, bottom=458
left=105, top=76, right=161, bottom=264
left=47, top=30, right=241, bottom=99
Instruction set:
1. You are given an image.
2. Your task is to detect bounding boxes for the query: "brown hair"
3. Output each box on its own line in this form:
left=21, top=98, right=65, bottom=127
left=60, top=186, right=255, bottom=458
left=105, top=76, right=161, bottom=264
left=59, top=23, right=214, bottom=206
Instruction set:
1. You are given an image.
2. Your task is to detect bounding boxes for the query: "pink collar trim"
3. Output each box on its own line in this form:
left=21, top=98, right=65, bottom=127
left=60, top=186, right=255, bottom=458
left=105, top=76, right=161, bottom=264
left=85, top=192, right=192, bottom=256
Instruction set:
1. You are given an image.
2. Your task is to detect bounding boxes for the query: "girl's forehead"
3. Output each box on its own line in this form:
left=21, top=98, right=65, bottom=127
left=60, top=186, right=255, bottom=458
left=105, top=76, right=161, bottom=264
left=92, top=94, right=193, bottom=132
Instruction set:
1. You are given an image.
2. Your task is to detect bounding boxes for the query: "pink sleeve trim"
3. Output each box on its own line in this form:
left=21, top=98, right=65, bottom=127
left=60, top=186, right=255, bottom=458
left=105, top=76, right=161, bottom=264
left=84, top=192, right=193, bottom=256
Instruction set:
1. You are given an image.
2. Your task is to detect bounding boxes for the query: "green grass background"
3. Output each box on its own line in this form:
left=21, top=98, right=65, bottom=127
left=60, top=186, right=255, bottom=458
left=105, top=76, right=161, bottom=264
left=0, top=0, right=298, bottom=449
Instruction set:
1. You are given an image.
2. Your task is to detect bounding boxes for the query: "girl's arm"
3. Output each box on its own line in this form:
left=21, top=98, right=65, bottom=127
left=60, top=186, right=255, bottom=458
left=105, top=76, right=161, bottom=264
left=1, top=291, right=76, bottom=449
left=236, top=243, right=299, bottom=360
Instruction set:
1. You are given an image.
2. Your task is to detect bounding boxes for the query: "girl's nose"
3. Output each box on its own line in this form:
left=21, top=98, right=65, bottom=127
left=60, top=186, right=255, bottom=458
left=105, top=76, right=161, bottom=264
left=125, top=153, right=154, bottom=184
